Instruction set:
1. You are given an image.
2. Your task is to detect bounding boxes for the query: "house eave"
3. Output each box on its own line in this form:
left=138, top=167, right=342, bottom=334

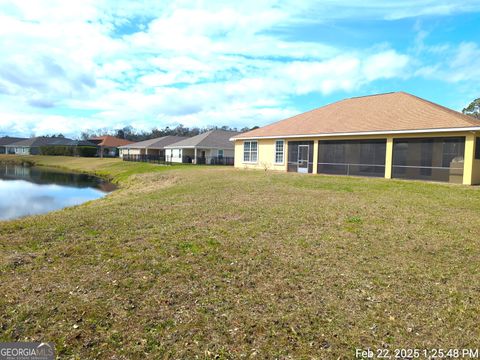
left=164, top=145, right=229, bottom=150
left=230, top=126, right=480, bottom=141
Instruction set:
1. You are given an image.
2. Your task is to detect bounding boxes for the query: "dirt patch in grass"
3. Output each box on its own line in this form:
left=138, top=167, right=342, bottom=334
left=1, top=163, right=479, bottom=358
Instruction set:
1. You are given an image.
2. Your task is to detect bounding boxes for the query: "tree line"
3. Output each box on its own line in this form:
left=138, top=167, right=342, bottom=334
left=26, top=97, right=480, bottom=141
left=79, top=124, right=258, bottom=141
left=463, top=98, right=480, bottom=119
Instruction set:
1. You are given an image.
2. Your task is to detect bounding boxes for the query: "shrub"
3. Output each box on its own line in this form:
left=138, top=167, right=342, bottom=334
left=77, top=146, right=97, bottom=157
left=39, top=145, right=98, bottom=157
left=39, top=146, right=74, bottom=156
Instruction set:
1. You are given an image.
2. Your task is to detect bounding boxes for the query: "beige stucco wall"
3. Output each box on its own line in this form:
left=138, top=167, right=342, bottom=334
left=472, top=157, right=480, bottom=185
left=234, top=138, right=288, bottom=171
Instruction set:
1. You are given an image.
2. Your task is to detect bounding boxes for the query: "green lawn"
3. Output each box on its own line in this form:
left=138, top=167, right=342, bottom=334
left=0, top=156, right=479, bottom=359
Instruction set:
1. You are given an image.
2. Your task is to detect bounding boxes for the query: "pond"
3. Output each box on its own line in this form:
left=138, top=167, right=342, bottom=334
left=0, top=163, right=115, bottom=221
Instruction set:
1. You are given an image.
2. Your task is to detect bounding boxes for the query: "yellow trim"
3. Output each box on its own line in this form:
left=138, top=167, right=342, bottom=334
left=385, top=136, right=393, bottom=179
left=312, top=141, right=319, bottom=174
left=463, top=134, right=475, bottom=185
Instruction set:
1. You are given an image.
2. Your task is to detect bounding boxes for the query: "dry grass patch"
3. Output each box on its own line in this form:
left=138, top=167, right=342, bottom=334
left=0, top=161, right=479, bottom=358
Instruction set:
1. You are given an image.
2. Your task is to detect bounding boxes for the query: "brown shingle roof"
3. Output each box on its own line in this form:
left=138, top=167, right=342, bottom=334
left=6, top=137, right=97, bottom=147
left=118, top=136, right=189, bottom=149
left=233, top=92, right=480, bottom=139
left=165, top=130, right=238, bottom=149
left=89, top=136, right=133, bottom=147
left=0, top=136, right=27, bottom=146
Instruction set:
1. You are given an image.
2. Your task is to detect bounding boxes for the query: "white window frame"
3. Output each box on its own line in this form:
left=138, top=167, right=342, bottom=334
left=274, top=140, right=285, bottom=164
left=243, top=140, right=258, bottom=163
left=218, top=149, right=224, bottom=157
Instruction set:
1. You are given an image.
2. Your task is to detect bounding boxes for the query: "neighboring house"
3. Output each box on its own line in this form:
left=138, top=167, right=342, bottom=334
left=0, top=136, right=27, bottom=154
left=231, top=92, right=480, bottom=185
left=118, top=136, right=188, bottom=159
left=4, top=137, right=97, bottom=155
left=165, top=130, right=237, bottom=164
left=88, top=136, right=133, bottom=157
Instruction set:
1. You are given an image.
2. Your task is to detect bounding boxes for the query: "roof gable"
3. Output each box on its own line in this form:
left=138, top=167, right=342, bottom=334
left=6, top=137, right=97, bottom=147
left=166, top=130, right=238, bottom=149
left=233, top=92, right=480, bottom=139
left=0, top=136, right=27, bottom=146
left=119, top=136, right=190, bottom=149
left=89, top=136, right=133, bottom=147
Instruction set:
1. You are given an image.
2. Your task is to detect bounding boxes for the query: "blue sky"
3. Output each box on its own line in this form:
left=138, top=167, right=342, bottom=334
left=0, top=0, right=479, bottom=137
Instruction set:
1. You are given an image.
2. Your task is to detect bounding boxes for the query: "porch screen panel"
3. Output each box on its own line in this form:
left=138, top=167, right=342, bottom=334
left=287, top=141, right=314, bottom=173
left=317, top=139, right=386, bottom=177
left=475, top=137, right=480, bottom=160
left=392, top=137, right=465, bottom=183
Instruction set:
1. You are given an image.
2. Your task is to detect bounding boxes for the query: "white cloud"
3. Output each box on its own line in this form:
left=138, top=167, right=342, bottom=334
left=0, top=0, right=478, bottom=136
left=448, top=42, right=480, bottom=82
left=414, top=42, right=480, bottom=83
left=362, top=50, right=411, bottom=81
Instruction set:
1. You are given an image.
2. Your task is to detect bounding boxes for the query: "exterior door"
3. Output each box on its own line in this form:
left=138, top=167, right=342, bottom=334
left=297, top=145, right=309, bottom=173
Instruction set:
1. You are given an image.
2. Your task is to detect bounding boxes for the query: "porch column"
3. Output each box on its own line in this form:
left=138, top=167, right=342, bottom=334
left=385, top=136, right=393, bottom=179
left=463, top=133, right=475, bottom=185
left=283, top=141, right=289, bottom=171
left=194, top=147, right=197, bottom=164
left=312, top=140, right=318, bottom=174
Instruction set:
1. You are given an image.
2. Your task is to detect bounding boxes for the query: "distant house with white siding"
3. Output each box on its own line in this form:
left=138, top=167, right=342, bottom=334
left=164, top=130, right=237, bottom=164
left=118, top=136, right=189, bottom=159
left=0, top=136, right=27, bottom=154
left=4, top=137, right=97, bottom=155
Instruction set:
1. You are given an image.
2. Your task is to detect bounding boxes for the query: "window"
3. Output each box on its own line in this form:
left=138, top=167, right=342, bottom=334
left=218, top=149, right=224, bottom=158
left=317, top=139, right=386, bottom=177
left=243, top=141, right=258, bottom=162
left=476, top=137, right=480, bottom=160
left=275, top=140, right=284, bottom=163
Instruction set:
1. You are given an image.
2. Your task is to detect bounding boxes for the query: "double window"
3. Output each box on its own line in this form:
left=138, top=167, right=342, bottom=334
left=275, top=140, right=284, bottom=164
left=243, top=141, right=258, bottom=162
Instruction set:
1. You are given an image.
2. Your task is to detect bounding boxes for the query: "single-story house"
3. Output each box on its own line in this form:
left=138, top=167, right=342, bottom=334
left=4, top=136, right=97, bottom=155
left=0, top=136, right=27, bottom=154
left=231, top=92, right=480, bottom=185
left=88, top=136, right=133, bottom=157
left=165, top=130, right=237, bottom=164
left=118, top=136, right=189, bottom=159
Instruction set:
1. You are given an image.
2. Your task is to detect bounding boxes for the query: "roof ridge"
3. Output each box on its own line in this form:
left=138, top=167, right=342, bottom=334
left=398, top=92, right=480, bottom=125
left=347, top=91, right=397, bottom=100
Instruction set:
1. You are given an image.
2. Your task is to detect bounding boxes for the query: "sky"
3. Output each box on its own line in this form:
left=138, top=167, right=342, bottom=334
left=0, top=0, right=480, bottom=138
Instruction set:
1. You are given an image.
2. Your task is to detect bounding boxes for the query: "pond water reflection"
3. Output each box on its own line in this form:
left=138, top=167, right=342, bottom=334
left=0, top=163, right=114, bottom=220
